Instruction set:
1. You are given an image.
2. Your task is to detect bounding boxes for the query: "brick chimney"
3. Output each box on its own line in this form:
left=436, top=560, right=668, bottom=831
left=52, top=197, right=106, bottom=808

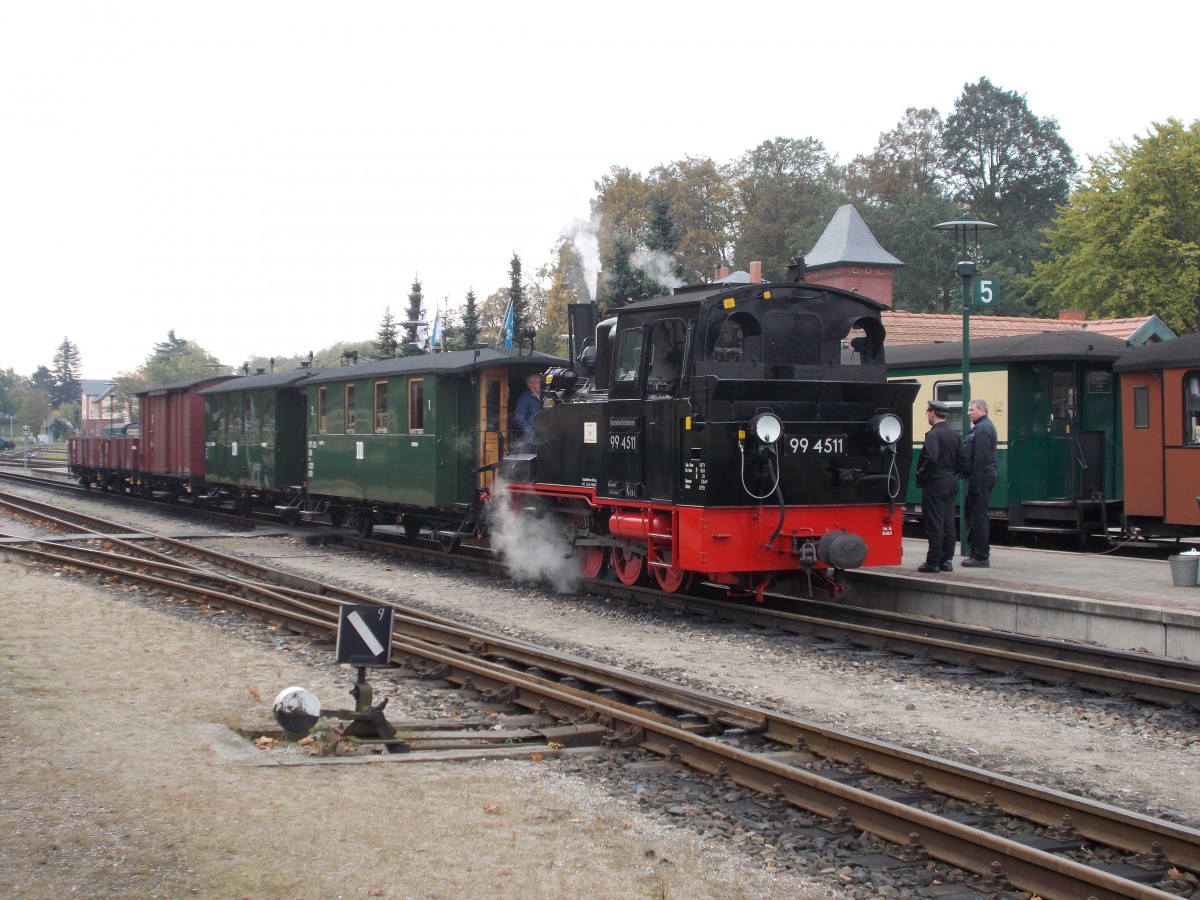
left=714, top=266, right=730, bottom=281
left=749, top=261, right=763, bottom=283
left=1058, top=309, right=1087, bottom=322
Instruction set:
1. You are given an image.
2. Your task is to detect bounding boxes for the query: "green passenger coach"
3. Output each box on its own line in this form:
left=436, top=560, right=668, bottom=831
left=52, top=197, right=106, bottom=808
left=301, top=348, right=564, bottom=540
left=199, top=369, right=315, bottom=511
left=886, top=332, right=1130, bottom=542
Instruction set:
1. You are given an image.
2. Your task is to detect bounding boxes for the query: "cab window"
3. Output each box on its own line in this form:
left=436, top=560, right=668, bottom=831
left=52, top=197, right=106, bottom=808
left=615, top=330, right=644, bottom=383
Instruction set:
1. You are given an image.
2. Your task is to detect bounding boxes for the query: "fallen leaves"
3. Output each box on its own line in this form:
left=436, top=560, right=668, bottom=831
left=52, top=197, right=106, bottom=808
left=247, top=686, right=261, bottom=701
left=253, top=736, right=276, bottom=750
left=483, top=804, right=501, bottom=814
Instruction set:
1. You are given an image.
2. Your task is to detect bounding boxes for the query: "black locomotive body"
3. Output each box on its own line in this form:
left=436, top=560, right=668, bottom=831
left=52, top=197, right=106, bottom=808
left=506, top=279, right=919, bottom=598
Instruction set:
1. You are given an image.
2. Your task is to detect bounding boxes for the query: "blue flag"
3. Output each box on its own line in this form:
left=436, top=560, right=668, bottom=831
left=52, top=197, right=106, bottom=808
left=501, top=302, right=514, bottom=348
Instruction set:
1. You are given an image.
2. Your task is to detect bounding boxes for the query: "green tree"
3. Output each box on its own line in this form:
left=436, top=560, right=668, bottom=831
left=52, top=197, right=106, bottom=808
left=459, top=289, right=480, bottom=349
left=507, top=253, right=527, bottom=344
left=536, top=242, right=583, bottom=357
left=50, top=337, right=83, bottom=410
left=731, top=137, right=841, bottom=281
left=941, top=78, right=1076, bottom=313
left=650, top=156, right=735, bottom=282
left=375, top=307, right=399, bottom=358
left=17, top=386, right=51, bottom=437
left=138, top=331, right=221, bottom=387
left=846, top=108, right=945, bottom=206
left=599, top=232, right=644, bottom=314
left=402, top=278, right=424, bottom=354
left=1026, top=118, right=1200, bottom=333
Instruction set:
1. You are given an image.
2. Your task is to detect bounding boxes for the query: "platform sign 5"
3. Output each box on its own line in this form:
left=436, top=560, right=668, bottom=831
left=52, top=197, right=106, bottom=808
left=336, top=605, right=394, bottom=666
left=972, top=276, right=998, bottom=306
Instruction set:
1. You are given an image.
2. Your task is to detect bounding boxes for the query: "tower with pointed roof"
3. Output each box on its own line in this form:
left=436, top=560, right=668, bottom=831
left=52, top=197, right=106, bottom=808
left=804, top=204, right=904, bottom=307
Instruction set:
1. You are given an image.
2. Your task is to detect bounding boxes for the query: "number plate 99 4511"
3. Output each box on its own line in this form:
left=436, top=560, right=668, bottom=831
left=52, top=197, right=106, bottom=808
left=784, top=435, right=847, bottom=455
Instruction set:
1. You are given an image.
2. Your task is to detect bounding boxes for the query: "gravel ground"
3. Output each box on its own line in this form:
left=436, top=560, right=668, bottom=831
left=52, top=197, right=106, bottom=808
left=3, top=487, right=1200, bottom=898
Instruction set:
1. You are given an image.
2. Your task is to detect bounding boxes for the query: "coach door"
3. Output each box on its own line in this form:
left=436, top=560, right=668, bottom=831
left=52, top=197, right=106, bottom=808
left=478, top=370, right=508, bottom=491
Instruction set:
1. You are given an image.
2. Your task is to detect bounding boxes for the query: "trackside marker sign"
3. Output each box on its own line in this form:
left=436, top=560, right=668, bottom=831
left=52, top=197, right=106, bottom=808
left=336, top=605, right=394, bottom=666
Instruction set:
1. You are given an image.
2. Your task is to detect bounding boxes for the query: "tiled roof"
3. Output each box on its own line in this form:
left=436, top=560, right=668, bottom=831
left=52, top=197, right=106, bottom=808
left=882, top=310, right=1168, bottom=345
left=805, top=204, right=904, bottom=269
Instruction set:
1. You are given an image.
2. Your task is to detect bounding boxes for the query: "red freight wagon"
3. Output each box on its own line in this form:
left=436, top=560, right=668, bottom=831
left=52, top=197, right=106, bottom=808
left=70, top=376, right=231, bottom=497
left=1113, top=332, right=1200, bottom=536
left=137, top=376, right=234, bottom=491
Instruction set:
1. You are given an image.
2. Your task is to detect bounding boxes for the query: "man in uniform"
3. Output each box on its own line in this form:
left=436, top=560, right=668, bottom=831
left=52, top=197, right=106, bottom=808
left=915, top=400, right=961, bottom=573
left=959, top=398, right=998, bottom=567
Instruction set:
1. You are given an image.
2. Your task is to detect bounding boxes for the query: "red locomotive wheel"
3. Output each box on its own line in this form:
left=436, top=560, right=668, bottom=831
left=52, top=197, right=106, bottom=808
left=612, top=548, right=644, bottom=585
left=578, top=546, right=606, bottom=579
left=652, top=563, right=692, bottom=594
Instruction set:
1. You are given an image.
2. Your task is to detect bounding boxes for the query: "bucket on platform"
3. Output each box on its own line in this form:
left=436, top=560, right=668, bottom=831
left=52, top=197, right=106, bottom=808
left=1169, top=550, right=1200, bottom=586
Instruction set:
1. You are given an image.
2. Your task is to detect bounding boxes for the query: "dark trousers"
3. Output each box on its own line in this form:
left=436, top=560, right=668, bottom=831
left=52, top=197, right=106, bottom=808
left=922, top=485, right=957, bottom=565
left=964, top=478, right=994, bottom=560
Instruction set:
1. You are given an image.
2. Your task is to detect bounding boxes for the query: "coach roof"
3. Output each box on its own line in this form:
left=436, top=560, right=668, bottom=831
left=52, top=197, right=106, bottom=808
left=299, top=346, right=567, bottom=385
left=1112, top=332, right=1197, bottom=372
left=886, top=331, right=1132, bottom=369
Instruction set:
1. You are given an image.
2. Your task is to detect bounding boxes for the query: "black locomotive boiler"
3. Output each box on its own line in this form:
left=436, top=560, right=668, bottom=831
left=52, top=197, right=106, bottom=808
left=504, top=277, right=919, bottom=599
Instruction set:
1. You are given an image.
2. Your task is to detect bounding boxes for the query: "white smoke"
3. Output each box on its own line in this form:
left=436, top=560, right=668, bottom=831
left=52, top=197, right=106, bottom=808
left=630, top=248, right=685, bottom=291
left=560, top=214, right=601, bottom=302
left=488, top=480, right=584, bottom=594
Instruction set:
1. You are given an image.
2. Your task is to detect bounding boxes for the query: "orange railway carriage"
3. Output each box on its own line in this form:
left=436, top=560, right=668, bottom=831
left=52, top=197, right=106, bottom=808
left=1113, top=332, right=1200, bottom=537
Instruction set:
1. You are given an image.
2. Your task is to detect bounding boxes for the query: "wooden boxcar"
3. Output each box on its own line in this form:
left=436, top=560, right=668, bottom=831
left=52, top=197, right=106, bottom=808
left=886, top=332, right=1130, bottom=540
left=1113, top=332, right=1200, bottom=537
left=137, top=376, right=235, bottom=494
left=301, top=348, right=565, bottom=537
left=198, top=369, right=316, bottom=510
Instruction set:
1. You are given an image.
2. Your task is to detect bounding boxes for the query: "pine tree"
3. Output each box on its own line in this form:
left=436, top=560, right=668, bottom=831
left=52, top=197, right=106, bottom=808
left=403, top=278, right=423, bottom=354
left=460, top=289, right=480, bottom=349
left=375, top=307, right=399, bottom=358
left=508, top=254, right=526, bottom=342
left=50, top=337, right=83, bottom=408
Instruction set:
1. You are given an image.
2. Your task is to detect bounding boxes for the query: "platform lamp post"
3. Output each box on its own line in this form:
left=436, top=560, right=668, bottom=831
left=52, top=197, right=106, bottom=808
left=933, top=215, right=997, bottom=551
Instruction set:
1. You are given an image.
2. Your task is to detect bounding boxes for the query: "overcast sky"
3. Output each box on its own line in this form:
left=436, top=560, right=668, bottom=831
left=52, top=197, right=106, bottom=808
left=2, top=2, right=1195, bottom=380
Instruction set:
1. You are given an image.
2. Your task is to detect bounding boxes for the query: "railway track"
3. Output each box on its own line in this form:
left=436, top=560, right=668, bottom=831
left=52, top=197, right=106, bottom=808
left=3, top=493, right=1200, bottom=897
left=4, top=473, right=1200, bottom=712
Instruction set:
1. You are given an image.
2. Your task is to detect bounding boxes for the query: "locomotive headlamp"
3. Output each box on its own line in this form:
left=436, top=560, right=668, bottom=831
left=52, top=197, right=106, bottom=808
left=870, top=413, right=904, bottom=445
left=748, top=412, right=783, bottom=445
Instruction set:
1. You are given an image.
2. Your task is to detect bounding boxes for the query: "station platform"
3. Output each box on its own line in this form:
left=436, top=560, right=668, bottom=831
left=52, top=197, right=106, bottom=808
left=843, top=539, right=1200, bottom=662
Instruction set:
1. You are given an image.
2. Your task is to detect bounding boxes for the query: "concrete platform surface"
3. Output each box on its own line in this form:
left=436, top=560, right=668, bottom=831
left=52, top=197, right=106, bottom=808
left=844, top=539, right=1200, bottom=662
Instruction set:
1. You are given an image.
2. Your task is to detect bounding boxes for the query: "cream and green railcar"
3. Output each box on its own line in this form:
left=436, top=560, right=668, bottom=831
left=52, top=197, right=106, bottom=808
left=886, top=332, right=1129, bottom=541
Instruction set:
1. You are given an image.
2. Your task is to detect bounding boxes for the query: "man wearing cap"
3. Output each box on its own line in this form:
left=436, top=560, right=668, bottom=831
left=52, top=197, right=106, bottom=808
left=958, top=398, right=998, bottom=567
left=914, top=400, right=962, bottom=573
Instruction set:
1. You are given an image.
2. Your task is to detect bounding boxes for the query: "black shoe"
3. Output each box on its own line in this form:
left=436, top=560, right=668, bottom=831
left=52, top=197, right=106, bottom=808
left=917, top=563, right=941, bottom=573
left=940, top=561, right=954, bottom=572
left=961, top=557, right=990, bottom=568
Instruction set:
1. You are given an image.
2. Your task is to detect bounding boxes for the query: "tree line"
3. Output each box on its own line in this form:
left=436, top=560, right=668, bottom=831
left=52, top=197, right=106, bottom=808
left=5, top=77, right=1197, bottom=438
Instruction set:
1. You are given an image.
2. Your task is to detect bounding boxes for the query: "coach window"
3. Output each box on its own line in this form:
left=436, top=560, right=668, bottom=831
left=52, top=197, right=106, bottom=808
left=1133, top=385, right=1150, bottom=429
left=934, top=381, right=964, bottom=433
left=344, top=384, right=356, bottom=433
left=317, top=387, right=327, bottom=434
left=1051, top=370, right=1076, bottom=420
left=374, top=381, right=388, bottom=433
left=243, top=396, right=255, bottom=435
left=262, top=394, right=273, bottom=433
left=1186, top=372, right=1200, bottom=444
left=408, top=378, right=425, bottom=434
